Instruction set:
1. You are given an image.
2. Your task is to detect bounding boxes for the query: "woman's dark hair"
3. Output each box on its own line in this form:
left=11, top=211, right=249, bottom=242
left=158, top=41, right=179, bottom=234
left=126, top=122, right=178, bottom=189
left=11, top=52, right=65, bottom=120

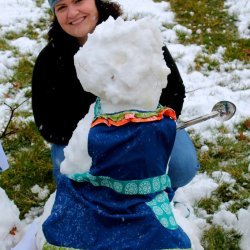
left=47, top=0, right=123, bottom=42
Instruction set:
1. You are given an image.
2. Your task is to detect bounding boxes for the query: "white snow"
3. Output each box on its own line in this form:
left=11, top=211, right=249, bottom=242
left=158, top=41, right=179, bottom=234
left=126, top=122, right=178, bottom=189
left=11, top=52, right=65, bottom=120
left=0, top=51, right=18, bottom=82
left=225, top=0, right=250, bottom=39
left=10, top=37, right=44, bottom=58
left=0, top=0, right=249, bottom=249
left=31, top=185, right=50, bottom=201
left=60, top=103, right=94, bottom=175
left=0, top=188, right=23, bottom=250
left=0, top=0, right=49, bottom=36
left=212, top=171, right=236, bottom=184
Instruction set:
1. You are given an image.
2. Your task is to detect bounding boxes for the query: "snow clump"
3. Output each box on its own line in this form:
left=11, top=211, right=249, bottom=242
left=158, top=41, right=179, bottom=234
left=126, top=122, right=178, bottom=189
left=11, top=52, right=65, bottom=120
left=74, top=16, right=170, bottom=113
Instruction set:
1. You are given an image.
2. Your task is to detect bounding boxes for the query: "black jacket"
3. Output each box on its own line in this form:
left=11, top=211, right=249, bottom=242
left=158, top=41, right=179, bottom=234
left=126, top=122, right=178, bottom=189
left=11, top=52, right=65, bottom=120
left=32, top=41, right=185, bottom=145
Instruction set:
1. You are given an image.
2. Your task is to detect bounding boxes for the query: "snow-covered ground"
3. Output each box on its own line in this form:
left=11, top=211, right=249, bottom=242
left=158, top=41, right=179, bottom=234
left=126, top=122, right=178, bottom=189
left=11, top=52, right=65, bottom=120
left=0, top=0, right=249, bottom=249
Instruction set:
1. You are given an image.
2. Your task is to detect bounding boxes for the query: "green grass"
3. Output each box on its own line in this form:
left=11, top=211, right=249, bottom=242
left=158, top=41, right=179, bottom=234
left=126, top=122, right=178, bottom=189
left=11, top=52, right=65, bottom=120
left=167, top=0, right=250, bottom=64
left=11, top=58, right=34, bottom=88
left=201, top=226, right=242, bottom=250
left=4, top=20, right=49, bottom=42
left=0, top=37, right=11, bottom=51
left=0, top=121, right=54, bottom=218
left=0, top=1, right=52, bottom=219
left=193, top=119, right=250, bottom=247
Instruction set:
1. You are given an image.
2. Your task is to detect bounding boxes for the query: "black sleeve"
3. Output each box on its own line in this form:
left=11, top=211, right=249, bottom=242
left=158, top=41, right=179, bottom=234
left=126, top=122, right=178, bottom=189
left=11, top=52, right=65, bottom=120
left=32, top=44, right=96, bottom=144
left=32, top=46, right=55, bottom=142
left=160, top=46, right=185, bottom=118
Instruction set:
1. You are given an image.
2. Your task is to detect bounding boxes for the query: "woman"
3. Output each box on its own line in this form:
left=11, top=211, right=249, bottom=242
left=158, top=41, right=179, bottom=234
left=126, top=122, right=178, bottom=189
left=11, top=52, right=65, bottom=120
left=32, top=0, right=199, bottom=191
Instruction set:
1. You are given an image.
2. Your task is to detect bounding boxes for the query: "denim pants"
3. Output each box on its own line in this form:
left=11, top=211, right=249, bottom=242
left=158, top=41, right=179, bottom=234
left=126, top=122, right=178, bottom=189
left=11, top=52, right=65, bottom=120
left=168, top=129, right=200, bottom=188
left=51, top=129, right=199, bottom=189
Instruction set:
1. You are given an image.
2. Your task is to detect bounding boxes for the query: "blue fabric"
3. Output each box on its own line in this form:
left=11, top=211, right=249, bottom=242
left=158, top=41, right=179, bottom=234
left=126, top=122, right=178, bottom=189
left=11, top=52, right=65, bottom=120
left=44, top=117, right=191, bottom=249
left=88, top=118, right=175, bottom=180
left=50, top=130, right=199, bottom=189
left=168, top=129, right=200, bottom=188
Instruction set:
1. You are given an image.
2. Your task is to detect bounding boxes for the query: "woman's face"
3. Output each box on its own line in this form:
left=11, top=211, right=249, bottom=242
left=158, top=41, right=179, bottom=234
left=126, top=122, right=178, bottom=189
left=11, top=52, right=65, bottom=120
left=54, top=0, right=99, bottom=44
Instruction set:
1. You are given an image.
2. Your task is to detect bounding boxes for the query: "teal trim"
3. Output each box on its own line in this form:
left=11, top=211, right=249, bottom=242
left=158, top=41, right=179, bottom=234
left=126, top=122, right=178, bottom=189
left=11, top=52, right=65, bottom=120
left=94, top=97, right=101, bottom=118
left=93, top=97, right=165, bottom=120
left=146, top=192, right=179, bottom=230
left=67, top=172, right=171, bottom=195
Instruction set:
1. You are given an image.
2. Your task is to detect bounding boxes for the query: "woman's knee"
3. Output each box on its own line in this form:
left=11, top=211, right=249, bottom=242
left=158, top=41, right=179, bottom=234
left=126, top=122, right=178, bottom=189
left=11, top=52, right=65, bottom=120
left=168, top=129, right=200, bottom=188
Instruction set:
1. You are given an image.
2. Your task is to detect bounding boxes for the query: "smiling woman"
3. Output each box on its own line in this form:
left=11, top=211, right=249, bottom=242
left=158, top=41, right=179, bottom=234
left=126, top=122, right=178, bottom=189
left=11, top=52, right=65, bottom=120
left=54, top=0, right=99, bottom=45
left=32, top=0, right=122, bottom=152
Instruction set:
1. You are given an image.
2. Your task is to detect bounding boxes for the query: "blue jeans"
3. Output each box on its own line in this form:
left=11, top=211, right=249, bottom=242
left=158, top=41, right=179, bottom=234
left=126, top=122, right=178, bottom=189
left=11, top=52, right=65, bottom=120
left=168, top=129, right=200, bottom=189
left=51, top=129, right=199, bottom=189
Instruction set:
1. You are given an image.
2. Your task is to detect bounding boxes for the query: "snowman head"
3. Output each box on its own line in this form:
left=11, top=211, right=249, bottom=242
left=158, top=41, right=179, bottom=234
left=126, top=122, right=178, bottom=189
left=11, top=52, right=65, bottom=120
left=74, top=17, right=170, bottom=111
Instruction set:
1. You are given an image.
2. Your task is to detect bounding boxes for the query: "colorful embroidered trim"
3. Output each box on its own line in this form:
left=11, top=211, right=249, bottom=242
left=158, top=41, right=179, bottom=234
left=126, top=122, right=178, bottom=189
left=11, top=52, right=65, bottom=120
left=67, top=172, right=171, bottom=195
left=146, top=192, right=178, bottom=230
left=92, top=97, right=176, bottom=127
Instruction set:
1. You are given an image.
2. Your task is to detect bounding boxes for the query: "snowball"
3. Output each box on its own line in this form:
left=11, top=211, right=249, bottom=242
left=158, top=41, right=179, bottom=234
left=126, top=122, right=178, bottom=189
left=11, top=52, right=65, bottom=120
left=212, top=171, right=236, bottom=184
left=212, top=210, right=238, bottom=230
left=31, top=184, right=50, bottom=200
left=200, top=145, right=209, bottom=153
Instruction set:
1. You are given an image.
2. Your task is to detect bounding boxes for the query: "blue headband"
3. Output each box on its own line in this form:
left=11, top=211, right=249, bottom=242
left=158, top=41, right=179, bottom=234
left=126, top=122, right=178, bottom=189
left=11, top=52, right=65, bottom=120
left=48, top=0, right=59, bottom=10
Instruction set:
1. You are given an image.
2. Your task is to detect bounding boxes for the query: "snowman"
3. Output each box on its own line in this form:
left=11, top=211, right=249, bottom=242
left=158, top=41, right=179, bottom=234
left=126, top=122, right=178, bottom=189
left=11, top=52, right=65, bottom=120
left=60, top=16, right=174, bottom=176
left=42, top=17, right=191, bottom=249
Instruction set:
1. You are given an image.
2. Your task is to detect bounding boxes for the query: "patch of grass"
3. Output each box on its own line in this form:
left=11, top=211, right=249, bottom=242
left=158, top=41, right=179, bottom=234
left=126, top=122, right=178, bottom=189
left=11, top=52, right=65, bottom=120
left=0, top=121, right=54, bottom=218
left=195, top=54, right=221, bottom=71
left=214, top=183, right=241, bottom=203
left=201, top=226, right=242, bottom=250
left=36, top=0, right=45, bottom=7
left=236, top=118, right=250, bottom=133
left=198, top=133, right=249, bottom=175
left=0, top=37, right=11, bottom=51
left=4, top=19, right=49, bottom=42
left=4, top=31, right=22, bottom=41
left=230, top=200, right=250, bottom=214
left=11, top=58, right=34, bottom=88
left=167, top=0, right=250, bottom=63
left=197, top=198, right=221, bottom=214
left=193, top=120, right=250, bottom=247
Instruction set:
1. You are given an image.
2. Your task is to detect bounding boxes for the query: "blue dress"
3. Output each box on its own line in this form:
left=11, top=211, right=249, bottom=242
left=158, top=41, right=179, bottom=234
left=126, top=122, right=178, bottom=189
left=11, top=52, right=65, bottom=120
left=42, top=104, right=191, bottom=250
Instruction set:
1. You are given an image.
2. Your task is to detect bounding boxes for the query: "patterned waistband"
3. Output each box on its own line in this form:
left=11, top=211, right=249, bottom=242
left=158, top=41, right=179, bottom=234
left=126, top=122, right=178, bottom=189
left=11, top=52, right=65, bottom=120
left=67, top=172, right=171, bottom=195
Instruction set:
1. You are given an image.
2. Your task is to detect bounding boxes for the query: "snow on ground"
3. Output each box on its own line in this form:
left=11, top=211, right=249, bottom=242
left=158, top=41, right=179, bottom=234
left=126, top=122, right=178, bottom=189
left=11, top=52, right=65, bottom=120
left=225, top=0, right=250, bottom=39
left=0, top=0, right=49, bottom=36
left=0, top=187, right=23, bottom=250
left=0, top=0, right=249, bottom=249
